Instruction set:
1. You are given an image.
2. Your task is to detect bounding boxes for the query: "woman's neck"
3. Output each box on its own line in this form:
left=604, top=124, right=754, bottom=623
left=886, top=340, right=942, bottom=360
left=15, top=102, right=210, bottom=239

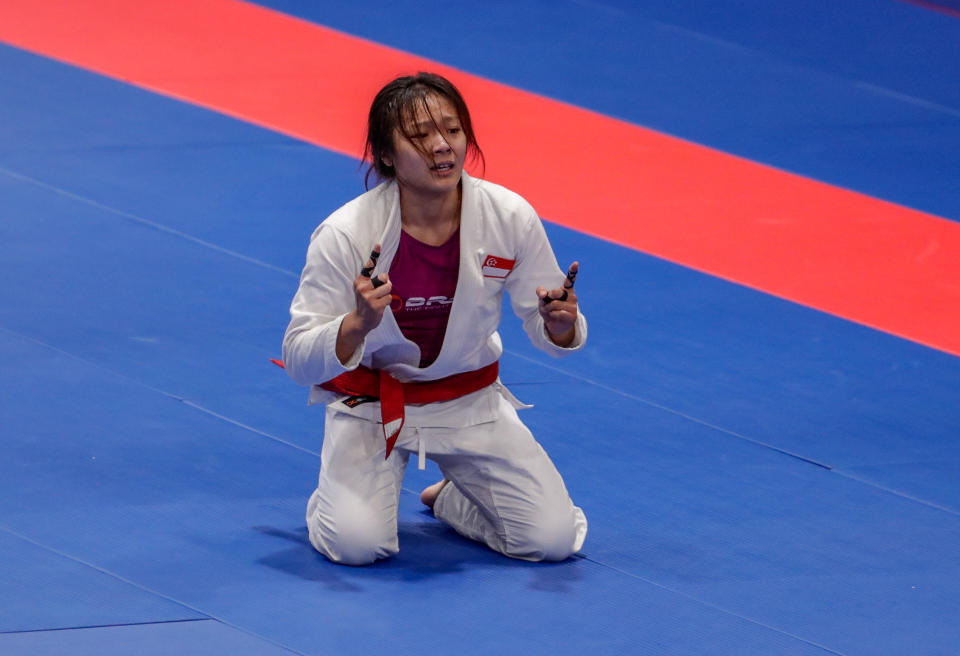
left=398, top=182, right=462, bottom=246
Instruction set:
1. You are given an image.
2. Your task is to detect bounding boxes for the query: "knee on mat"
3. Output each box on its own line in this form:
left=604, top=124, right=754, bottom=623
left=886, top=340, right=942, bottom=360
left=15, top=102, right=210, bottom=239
left=307, top=494, right=397, bottom=566
left=508, top=512, right=579, bottom=562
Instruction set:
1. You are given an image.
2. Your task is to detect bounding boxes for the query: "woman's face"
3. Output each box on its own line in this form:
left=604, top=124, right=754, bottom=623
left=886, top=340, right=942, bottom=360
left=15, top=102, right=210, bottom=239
left=385, top=94, right=467, bottom=200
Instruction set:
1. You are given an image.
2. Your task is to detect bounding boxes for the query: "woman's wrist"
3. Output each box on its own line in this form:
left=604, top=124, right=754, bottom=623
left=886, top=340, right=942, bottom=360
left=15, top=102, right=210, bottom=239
left=336, top=312, right=368, bottom=365
left=546, top=324, right=576, bottom=348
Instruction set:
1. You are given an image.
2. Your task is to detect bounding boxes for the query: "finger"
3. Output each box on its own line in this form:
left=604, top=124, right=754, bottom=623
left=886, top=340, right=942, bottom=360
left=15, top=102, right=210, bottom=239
left=355, top=272, right=391, bottom=300
left=365, top=275, right=391, bottom=297
left=563, top=261, right=579, bottom=289
left=541, top=262, right=579, bottom=304
left=541, top=289, right=568, bottom=304
left=360, top=244, right=382, bottom=278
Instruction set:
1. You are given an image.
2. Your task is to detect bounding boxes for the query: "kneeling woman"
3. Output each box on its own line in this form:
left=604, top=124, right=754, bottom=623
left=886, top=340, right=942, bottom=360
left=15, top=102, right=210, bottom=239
left=282, top=72, right=588, bottom=565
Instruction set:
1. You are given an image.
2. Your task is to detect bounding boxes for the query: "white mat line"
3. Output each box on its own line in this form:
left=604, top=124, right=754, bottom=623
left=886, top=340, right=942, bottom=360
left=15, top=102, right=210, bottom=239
left=0, top=166, right=299, bottom=279
left=502, top=348, right=960, bottom=518
left=0, top=618, right=209, bottom=636
left=503, top=348, right=833, bottom=470
left=581, top=553, right=848, bottom=656
left=0, top=324, right=320, bottom=460
left=0, top=523, right=307, bottom=655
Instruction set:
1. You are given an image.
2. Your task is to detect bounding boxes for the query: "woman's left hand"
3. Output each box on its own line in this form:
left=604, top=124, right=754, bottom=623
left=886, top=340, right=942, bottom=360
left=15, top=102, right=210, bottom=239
left=536, top=261, right=579, bottom=347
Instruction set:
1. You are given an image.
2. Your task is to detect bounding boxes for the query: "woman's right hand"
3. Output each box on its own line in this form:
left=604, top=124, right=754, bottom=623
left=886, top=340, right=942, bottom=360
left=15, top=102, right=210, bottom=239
left=336, top=245, right=393, bottom=364
left=352, top=245, right=393, bottom=332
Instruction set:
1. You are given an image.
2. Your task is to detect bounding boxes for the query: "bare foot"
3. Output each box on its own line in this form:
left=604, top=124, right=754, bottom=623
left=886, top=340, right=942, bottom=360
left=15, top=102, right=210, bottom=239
left=420, top=479, right=449, bottom=509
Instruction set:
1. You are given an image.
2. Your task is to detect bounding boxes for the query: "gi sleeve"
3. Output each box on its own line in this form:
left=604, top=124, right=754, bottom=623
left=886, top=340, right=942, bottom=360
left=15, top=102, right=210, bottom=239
left=281, top=224, right=366, bottom=386
left=505, top=208, right=588, bottom=357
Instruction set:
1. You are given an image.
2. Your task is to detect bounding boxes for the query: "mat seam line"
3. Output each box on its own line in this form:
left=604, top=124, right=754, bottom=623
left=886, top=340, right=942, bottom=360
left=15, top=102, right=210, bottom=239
left=0, top=324, right=322, bottom=460
left=503, top=348, right=960, bottom=517
left=504, top=349, right=834, bottom=470
left=648, top=17, right=960, bottom=119
left=0, top=618, right=210, bottom=636
left=830, top=469, right=960, bottom=515
left=0, top=166, right=299, bottom=279
left=0, top=523, right=308, bottom=655
left=579, top=554, right=848, bottom=655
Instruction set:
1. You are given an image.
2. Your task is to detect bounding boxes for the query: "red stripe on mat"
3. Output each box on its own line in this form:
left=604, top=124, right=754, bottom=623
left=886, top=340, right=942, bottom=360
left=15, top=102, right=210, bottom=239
left=899, top=0, right=960, bottom=20
left=2, top=0, right=958, bottom=357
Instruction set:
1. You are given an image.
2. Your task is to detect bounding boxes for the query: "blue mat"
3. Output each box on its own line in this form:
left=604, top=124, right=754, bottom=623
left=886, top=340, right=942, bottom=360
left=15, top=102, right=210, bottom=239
left=0, top=530, right=202, bottom=633
left=1, top=2, right=958, bottom=654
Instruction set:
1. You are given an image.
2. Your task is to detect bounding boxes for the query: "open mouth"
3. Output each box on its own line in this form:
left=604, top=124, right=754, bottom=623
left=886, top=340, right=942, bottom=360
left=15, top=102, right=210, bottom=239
left=431, top=162, right=455, bottom=172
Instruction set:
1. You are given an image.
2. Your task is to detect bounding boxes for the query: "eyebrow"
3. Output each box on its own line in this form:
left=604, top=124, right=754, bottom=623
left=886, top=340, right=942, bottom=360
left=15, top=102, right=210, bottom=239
left=412, top=116, right=460, bottom=130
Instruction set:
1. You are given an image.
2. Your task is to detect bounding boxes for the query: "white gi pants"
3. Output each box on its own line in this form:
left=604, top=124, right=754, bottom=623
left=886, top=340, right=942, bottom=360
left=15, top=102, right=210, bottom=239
left=305, top=393, right=587, bottom=566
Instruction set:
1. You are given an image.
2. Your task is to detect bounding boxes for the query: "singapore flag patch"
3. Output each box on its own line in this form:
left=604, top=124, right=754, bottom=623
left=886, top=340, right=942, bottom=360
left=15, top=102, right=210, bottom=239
left=482, top=254, right=516, bottom=279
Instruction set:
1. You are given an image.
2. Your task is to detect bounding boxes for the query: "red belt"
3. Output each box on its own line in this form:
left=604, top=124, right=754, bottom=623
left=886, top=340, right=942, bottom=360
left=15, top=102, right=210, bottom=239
left=320, top=361, right=500, bottom=459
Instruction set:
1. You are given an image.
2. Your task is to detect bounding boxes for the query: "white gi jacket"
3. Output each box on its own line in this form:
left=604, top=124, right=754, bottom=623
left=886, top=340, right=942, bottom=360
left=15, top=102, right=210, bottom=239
left=282, top=172, right=588, bottom=429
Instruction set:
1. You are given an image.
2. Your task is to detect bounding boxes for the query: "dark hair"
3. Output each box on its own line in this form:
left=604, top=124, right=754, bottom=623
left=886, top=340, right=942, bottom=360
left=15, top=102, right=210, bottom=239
left=362, top=72, right=484, bottom=188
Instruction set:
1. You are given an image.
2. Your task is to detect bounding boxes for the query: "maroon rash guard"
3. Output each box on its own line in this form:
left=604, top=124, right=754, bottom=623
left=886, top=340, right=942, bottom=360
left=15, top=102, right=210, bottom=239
left=388, top=228, right=460, bottom=367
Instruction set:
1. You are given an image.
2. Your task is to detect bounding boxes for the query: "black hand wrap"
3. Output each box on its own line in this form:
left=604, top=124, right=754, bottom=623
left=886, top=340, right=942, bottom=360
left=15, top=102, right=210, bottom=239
left=542, top=290, right=568, bottom=304
left=543, top=264, right=577, bottom=303
left=360, top=248, right=381, bottom=278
